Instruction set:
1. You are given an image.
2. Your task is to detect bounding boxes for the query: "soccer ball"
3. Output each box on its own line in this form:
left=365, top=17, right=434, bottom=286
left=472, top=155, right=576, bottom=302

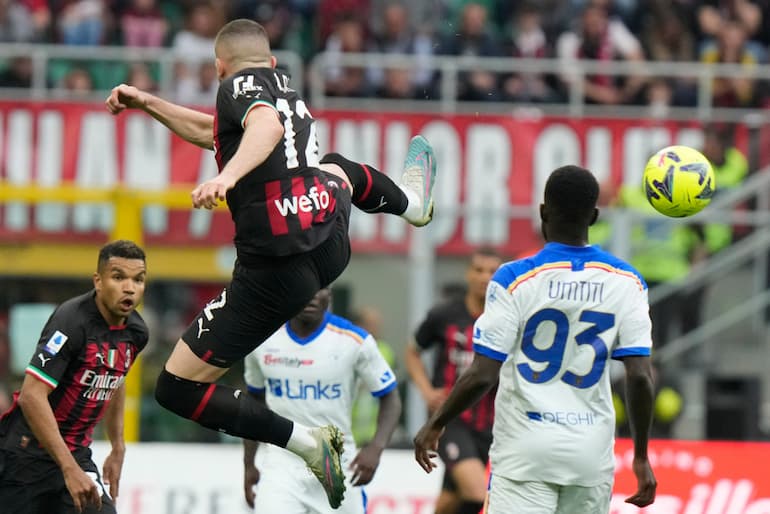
left=643, top=145, right=716, bottom=217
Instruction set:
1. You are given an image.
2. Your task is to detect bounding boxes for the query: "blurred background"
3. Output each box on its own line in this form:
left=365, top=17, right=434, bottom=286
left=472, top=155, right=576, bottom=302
left=3, top=0, right=770, bottom=510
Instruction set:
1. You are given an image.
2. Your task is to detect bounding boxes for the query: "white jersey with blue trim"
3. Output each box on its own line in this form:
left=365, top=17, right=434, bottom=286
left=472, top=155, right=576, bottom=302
left=244, top=312, right=397, bottom=467
left=473, top=242, right=652, bottom=486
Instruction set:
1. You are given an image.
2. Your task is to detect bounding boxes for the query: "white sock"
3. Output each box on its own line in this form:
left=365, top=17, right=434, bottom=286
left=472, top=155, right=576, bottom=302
left=285, top=422, right=317, bottom=460
left=399, top=185, right=422, bottom=221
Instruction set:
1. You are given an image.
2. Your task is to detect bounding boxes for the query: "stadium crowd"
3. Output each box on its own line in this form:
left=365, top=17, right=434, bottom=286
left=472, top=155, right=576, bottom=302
left=0, top=0, right=770, bottom=107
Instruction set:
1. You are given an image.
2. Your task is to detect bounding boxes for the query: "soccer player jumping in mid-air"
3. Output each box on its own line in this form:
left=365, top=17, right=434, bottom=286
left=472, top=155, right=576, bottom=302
left=414, top=166, right=656, bottom=514
left=105, top=19, right=436, bottom=509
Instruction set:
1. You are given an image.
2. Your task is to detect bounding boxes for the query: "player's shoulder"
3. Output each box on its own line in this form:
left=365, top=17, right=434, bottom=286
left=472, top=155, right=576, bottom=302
left=325, top=313, right=370, bottom=345
left=582, top=245, right=648, bottom=290
left=420, top=297, right=464, bottom=324
left=125, top=310, right=149, bottom=345
left=51, top=291, right=97, bottom=324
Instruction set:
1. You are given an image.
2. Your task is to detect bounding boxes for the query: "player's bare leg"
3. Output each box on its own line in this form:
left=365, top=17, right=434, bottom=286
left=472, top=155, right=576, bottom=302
left=451, top=458, right=488, bottom=513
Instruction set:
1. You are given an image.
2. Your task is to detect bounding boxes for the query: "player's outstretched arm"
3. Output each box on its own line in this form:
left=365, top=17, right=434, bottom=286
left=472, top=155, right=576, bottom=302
left=18, top=375, right=102, bottom=512
left=102, top=384, right=127, bottom=500
left=350, top=388, right=401, bottom=486
left=413, top=354, right=501, bottom=473
left=105, top=84, right=215, bottom=150
left=622, top=355, right=657, bottom=508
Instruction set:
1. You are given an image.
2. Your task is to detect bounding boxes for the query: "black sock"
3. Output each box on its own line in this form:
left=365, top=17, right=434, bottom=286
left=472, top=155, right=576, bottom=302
left=320, top=152, right=408, bottom=215
left=458, top=501, right=485, bottom=514
left=155, top=369, right=293, bottom=447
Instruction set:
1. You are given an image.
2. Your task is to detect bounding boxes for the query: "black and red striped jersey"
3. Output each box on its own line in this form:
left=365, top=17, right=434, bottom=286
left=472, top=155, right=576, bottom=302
left=215, top=67, right=344, bottom=260
left=0, top=291, right=148, bottom=456
left=414, top=299, right=496, bottom=434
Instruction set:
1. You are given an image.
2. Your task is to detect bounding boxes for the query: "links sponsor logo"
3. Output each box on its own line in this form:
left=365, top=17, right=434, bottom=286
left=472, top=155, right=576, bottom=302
left=263, top=355, right=314, bottom=367
left=525, top=410, right=595, bottom=425
left=79, top=370, right=125, bottom=401
left=268, top=378, right=342, bottom=400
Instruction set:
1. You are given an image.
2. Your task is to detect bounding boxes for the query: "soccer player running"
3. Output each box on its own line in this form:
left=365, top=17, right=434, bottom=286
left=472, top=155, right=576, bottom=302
left=405, top=248, right=502, bottom=514
left=104, top=19, right=435, bottom=508
left=0, top=241, right=148, bottom=514
left=414, top=166, right=657, bottom=513
left=242, top=287, right=401, bottom=513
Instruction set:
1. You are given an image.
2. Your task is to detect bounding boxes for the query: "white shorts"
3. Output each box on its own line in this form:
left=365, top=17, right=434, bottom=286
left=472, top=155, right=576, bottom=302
left=252, top=465, right=366, bottom=514
left=486, top=474, right=612, bottom=514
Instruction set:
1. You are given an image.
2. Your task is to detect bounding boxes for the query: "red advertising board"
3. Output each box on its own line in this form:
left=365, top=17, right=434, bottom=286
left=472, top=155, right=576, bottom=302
left=613, top=438, right=770, bottom=513
left=0, top=102, right=747, bottom=256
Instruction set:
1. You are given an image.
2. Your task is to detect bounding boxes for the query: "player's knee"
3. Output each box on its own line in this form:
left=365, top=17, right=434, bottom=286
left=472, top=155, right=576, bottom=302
left=155, top=368, right=201, bottom=418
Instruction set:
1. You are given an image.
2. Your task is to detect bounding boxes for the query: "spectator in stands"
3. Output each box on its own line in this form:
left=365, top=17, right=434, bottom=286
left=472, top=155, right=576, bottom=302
left=375, top=67, right=421, bottom=99
left=697, top=0, right=764, bottom=41
left=499, top=2, right=556, bottom=103
left=173, top=3, right=222, bottom=64
left=367, top=1, right=433, bottom=94
left=699, top=18, right=766, bottom=108
left=317, top=0, right=370, bottom=46
left=323, top=13, right=369, bottom=97
left=370, top=0, right=441, bottom=37
left=120, top=0, right=168, bottom=47
left=0, top=0, right=36, bottom=42
left=0, top=56, right=32, bottom=88
left=436, top=2, right=502, bottom=102
left=176, top=60, right=217, bottom=105
left=125, top=62, right=158, bottom=93
left=556, top=2, right=646, bottom=105
left=57, top=0, right=107, bottom=46
left=60, top=65, right=94, bottom=96
left=20, top=0, right=50, bottom=41
left=641, top=0, right=698, bottom=107
left=232, top=0, right=298, bottom=52
left=172, top=3, right=223, bottom=104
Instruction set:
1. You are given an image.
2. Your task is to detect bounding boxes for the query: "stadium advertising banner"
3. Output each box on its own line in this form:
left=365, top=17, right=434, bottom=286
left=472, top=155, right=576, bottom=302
left=613, top=439, right=770, bottom=514
left=90, top=439, right=770, bottom=514
left=0, top=102, right=746, bottom=273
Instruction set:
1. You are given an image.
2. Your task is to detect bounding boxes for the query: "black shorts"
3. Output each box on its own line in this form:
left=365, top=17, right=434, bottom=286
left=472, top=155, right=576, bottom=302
left=0, top=447, right=115, bottom=514
left=183, top=183, right=352, bottom=367
left=438, top=419, right=493, bottom=492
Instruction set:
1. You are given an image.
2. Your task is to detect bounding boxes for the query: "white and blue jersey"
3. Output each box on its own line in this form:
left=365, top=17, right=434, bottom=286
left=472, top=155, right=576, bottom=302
left=244, top=311, right=397, bottom=471
left=473, top=242, right=652, bottom=486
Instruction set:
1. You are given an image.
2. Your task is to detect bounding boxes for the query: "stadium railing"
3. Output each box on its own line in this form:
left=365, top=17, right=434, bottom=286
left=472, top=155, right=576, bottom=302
left=2, top=43, right=770, bottom=123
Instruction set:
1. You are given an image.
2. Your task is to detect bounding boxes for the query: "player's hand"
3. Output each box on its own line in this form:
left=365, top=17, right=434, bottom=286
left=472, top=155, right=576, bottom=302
left=244, top=464, right=260, bottom=508
left=413, top=423, right=444, bottom=474
left=191, top=173, right=236, bottom=209
left=350, top=443, right=383, bottom=486
left=63, top=465, right=102, bottom=513
left=625, top=457, right=657, bottom=507
left=424, top=387, right=448, bottom=413
left=105, top=84, right=147, bottom=115
left=102, top=448, right=125, bottom=500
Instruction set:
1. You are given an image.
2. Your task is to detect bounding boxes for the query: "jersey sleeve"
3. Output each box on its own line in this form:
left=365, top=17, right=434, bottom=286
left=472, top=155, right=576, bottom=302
left=356, top=335, right=398, bottom=397
left=414, top=307, right=441, bottom=350
left=612, top=284, right=653, bottom=359
left=472, top=279, right=519, bottom=362
left=217, top=72, right=279, bottom=129
left=243, top=349, right=266, bottom=393
left=25, top=306, right=84, bottom=389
